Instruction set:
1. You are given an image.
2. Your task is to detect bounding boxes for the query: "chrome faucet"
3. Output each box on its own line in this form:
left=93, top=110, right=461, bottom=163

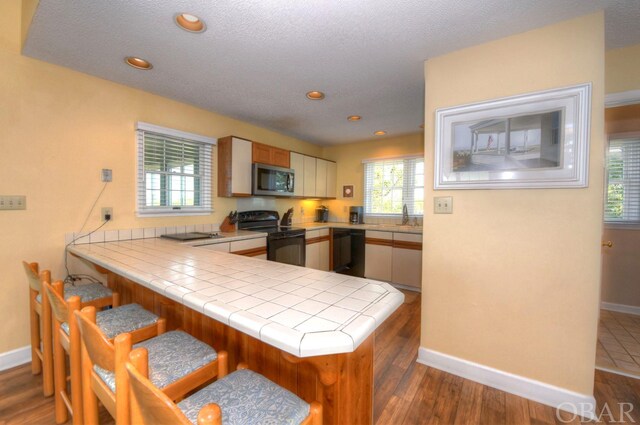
left=402, top=204, right=409, bottom=225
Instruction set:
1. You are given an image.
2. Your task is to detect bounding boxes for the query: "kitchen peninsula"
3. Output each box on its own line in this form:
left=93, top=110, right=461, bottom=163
left=68, top=238, right=404, bottom=424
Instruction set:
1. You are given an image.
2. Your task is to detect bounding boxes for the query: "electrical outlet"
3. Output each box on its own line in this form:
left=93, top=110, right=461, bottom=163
left=434, top=196, right=453, bottom=214
left=300, top=207, right=305, bottom=215
left=101, top=207, right=113, bottom=221
left=0, top=195, right=26, bottom=210
left=101, top=169, right=112, bottom=182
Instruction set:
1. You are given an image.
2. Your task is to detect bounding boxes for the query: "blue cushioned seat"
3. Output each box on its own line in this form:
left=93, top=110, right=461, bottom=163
left=36, top=282, right=112, bottom=303
left=94, top=331, right=217, bottom=393
left=60, top=303, right=158, bottom=338
left=177, top=369, right=310, bottom=425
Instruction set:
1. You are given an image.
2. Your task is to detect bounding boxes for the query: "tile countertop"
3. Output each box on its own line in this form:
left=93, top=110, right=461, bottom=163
left=297, top=222, right=423, bottom=234
left=179, top=229, right=268, bottom=246
left=68, top=238, right=404, bottom=357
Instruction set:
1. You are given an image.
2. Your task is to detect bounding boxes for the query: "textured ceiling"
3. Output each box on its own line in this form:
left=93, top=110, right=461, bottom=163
left=23, top=0, right=640, bottom=146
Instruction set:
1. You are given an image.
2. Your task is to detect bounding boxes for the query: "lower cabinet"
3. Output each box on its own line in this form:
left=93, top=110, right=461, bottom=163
left=196, top=238, right=267, bottom=259
left=364, top=231, right=393, bottom=282
left=365, top=230, right=423, bottom=291
left=305, top=229, right=330, bottom=271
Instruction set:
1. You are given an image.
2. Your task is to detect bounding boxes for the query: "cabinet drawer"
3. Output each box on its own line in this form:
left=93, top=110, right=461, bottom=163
left=366, top=230, right=393, bottom=240
left=230, top=238, right=267, bottom=256
left=393, top=232, right=422, bottom=243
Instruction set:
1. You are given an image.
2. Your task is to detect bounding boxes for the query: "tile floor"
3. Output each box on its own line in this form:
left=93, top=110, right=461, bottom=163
left=596, top=309, right=640, bottom=376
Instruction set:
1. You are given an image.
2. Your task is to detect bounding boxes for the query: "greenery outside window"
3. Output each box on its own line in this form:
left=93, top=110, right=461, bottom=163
left=363, top=156, right=424, bottom=216
left=136, top=122, right=215, bottom=216
left=605, top=137, right=640, bottom=225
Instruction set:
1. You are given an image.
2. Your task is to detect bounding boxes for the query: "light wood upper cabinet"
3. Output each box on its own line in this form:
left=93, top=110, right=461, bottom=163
left=217, top=136, right=253, bottom=197
left=252, top=142, right=290, bottom=168
left=316, top=159, right=328, bottom=198
left=290, top=152, right=305, bottom=197
left=327, top=161, right=337, bottom=198
left=303, top=155, right=317, bottom=197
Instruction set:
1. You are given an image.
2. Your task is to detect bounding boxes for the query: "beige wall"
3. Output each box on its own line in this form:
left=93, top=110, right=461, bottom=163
left=605, top=43, right=640, bottom=94
left=422, top=12, right=605, bottom=395
left=321, top=133, right=424, bottom=221
left=0, top=1, right=321, bottom=353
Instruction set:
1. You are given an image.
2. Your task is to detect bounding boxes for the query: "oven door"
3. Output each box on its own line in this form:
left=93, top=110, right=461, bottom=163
left=268, top=233, right=306, bottom=267
left=253, top=163, right=295, bottom=196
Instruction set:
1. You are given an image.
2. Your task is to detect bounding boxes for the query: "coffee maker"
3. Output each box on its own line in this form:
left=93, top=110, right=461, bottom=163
left=315, top=205, right=329, bottom=222
left=349, top=206, right=364, bottom=224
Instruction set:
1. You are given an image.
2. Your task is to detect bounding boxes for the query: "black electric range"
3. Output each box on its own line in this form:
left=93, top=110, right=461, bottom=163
left=237, top=210, right=306, bottom=266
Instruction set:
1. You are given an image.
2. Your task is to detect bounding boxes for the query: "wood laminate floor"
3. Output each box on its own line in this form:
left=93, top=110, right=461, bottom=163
left=2, top=290, right=640, bottom=424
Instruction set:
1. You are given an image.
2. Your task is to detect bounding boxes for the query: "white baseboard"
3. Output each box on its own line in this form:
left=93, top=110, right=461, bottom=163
left=601, top=302, right=640, bottom=316
left=0, top=345, right=32, bottom=372
left=417, top=347, right=596, bottom=420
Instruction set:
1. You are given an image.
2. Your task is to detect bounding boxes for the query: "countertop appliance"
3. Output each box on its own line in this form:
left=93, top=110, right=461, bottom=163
left=315, top=205, right=329, bottom=223
left=252, top=163, right=295, bottom=197
left=349, top=206, right=364, bottom=224
left=238, top=210, right=305, bottom=267
left=332, top=228, right=365, bottom=277
left=161, top=232, right=223, bottom=241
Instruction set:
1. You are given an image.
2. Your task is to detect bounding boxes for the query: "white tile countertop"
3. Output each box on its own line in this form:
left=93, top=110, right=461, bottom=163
left=297, top=222, right=423, bottom=234
left=68, top=238, right=404, bottom=357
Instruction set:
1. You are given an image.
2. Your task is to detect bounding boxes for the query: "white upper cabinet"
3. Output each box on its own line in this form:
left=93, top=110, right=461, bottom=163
left=231, top=138, right=252, bottom=195
left=290, top=152, right=305, bottom=197
left=316, top=159, right=327, bottom=198
left=303, top=155, right=317, bottom=197
left=290, top=152, right=337, bottom=199
left=327, top=161, right=337, bottom=198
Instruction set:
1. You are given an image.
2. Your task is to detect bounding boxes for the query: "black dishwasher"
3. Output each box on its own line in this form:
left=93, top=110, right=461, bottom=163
left=332, top=228, right=365, bottom=277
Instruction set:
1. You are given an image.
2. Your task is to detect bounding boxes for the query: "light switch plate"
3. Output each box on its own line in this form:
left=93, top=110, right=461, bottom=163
left=434, top=196, right=453, bottom=214
left=101, top=169, right=112, bottom=182
left=0, top=195, right=27, bottom=210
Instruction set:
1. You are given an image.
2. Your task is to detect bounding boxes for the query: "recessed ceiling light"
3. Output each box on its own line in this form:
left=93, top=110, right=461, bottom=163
left=125, top=57, right=153, bottom=70
left=306, top=91, right=325, bottom=100
left=347, top=115, right=361, bottom=121
left=175, top=13, right=206, bottom=33
left=374, top=130, right=387, bottom=136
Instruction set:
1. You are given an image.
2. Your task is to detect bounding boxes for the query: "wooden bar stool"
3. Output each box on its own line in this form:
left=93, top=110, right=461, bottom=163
left=127, top=350, right=322, bottom=425
left=23, top=260, right=119, bottom=397
left=75, top=306, right=227, bottom=425
left=23, top=261, right=54, bottom=396
left=44, top=280, right=165, bottom=425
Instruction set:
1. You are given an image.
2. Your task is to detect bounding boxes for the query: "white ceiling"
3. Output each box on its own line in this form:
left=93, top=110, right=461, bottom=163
left=23, top=0, right=640, bottom=146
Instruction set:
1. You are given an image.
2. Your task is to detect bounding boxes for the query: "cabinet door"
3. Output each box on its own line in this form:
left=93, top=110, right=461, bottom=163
left=303, top=156, right=317, bottom=197
left=318, top=240, right=330, bottom=271
left=196, top=242, right=230, bottom=252
left=290, top=152, right=305, bottom=197
left=272, top=147, right=290, bottom=168
left=391, top=233, right=423, bottom=289
left=252, top=142, right=272, bottom=164
left=326, top=161, right=337, bottom=198
left=305, top=242, right=320, bottom=270
left=231, top=138, right=252, bottom=196
left=316, top=159, right=327, bottom=198
left=364, top=231, right=393, bottom=281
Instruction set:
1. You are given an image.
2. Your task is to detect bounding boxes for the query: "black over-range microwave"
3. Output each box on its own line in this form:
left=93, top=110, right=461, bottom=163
left=252, top=163, right=295, bottom=197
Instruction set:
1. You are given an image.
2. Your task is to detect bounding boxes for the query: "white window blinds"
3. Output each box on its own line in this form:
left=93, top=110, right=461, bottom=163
left=363, top=156, right=424, bottom=216
left=605, top=138, right=640, bottom=224
left=136, top=123, right=214, bottom=216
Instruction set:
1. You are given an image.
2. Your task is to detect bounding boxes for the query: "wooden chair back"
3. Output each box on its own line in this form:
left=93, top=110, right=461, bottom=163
left=126, top=348, right=218, bottom=425
left=22, top=261, right=42, bottom=292
left=43, top=280, right=72, bottom=324
left=74, top=306, right=116, bottom=372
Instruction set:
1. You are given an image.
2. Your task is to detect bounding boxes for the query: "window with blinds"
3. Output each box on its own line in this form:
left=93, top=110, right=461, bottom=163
left=605, top=137, right=640, bottom=225
left=136, top=122, right=215, bottom=216
left=363, top=156, right=424, bottom=216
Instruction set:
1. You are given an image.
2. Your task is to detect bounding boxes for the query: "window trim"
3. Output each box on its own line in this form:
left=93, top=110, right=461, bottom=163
left=604, top=132, right=640, bottom=229
left=362, top=154, right=425, bottom=217
left=135, top=122, right=216, bottom=217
